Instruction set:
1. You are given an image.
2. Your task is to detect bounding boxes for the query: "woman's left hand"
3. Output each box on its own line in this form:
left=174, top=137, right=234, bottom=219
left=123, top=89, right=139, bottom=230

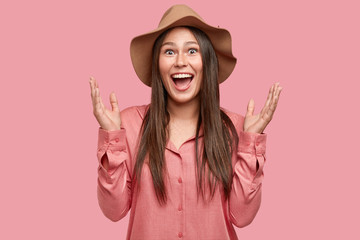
left=243, top=82, right=283, bottom=134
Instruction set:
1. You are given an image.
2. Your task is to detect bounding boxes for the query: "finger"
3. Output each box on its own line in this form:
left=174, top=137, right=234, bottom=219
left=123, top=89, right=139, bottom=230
left=272, top=83, right=282, bottom=105
left=260, top=83, right=274, bottom=116
left=89, top=77, right=94, bottom=91
left=246, top=98, right=255, bottom=117
left=272, top=85, right=282, bottom=110
left=274, top=82, right=280, bottom=95
left=110, top=92, right=120, bottom=112
left=90, top=78, right=96, bottom=103
left=90, top=77, right=103, bottom=111
left=260, top=83, right=282, bottom=124
left=90, top=77, right=98, bottom=99
left=89, top=77, right=93, bottom=89
left=96, top=87, right=106, bottom=113
left=269, top=82, right=281, bottom=105
left=92, top=78, right=105, bottom=110
left=94, top=88, right=103, bottom=114
left=275, top=84, right=283, bottom=98
left=91, top=77, right=99, bottom=91
left=100, top=88, right=106, bottom=109
left=265, top=85, right=281, bottom=119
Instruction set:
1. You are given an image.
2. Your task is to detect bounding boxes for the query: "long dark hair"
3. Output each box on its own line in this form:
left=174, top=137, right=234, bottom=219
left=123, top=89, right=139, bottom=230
left=132, top=26, right=239, bottom=205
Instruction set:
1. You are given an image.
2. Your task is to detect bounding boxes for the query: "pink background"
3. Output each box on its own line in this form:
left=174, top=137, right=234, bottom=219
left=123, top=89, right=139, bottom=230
left=1, top=0, right=359, bottom=239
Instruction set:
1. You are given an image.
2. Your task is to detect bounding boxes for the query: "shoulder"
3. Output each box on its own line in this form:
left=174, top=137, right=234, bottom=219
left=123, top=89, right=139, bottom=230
left=120, top=104, right=150, bottom=132
left=220, top=106, right=244, bottom=131
left=119, top=104, right=149, bottom=149
left=120, top=104, right=150, bottom=121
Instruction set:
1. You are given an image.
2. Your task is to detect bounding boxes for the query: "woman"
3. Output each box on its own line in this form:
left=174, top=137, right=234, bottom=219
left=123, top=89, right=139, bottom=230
left=89, top=4, right=282, bottom=240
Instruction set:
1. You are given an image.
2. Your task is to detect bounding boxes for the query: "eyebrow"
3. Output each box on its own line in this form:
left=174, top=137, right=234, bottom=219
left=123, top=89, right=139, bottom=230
left=161, top=41, right=199, bottom=47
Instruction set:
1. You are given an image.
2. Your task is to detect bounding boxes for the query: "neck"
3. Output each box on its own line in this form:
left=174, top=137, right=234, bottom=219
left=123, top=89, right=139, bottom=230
left=167, top=96, right=200, bottom=123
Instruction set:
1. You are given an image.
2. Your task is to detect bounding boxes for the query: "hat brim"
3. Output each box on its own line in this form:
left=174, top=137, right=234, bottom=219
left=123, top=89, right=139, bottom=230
left=130, top=16, right=236, bottom=86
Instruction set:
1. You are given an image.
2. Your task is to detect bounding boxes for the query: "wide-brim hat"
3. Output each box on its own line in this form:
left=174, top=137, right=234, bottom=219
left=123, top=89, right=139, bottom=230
left=130, top=4, right=237, bottom=87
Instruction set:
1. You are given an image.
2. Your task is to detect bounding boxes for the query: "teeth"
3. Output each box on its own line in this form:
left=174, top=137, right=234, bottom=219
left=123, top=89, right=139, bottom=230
left=172, top=73, right=193, bottom=79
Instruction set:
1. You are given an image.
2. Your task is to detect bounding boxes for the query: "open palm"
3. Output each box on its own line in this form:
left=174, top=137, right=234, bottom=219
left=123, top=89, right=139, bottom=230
left=243, top=82, right=282, bottom=134
left=89, top=77, right=121, bottom=131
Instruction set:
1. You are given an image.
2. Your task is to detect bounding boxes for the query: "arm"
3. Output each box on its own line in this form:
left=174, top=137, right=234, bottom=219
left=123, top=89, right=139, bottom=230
left=97, top=127, right=132, bottom=222
left=229, top=130, right=267, bottom=228
left=89, top=77, right=131, bottom=221
left=229, top=82, right=281, bottom=227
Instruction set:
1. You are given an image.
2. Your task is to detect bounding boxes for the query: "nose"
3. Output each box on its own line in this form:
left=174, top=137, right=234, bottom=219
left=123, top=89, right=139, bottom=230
left=175, top=52, right=188, bottom=67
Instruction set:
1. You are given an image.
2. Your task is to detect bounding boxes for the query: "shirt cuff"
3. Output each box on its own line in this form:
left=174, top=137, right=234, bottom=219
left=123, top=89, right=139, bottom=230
left=238, top=131, right=267, bottom=154
left=97, top=127, right=127, bottom=173
left=97, top=127, right=127, bottom=151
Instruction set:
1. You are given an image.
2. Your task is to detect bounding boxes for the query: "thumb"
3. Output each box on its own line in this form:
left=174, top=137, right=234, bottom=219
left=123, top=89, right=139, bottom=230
left=246, top=98, right=255, bottom=117
left=109, top=91, right=120, bottom=112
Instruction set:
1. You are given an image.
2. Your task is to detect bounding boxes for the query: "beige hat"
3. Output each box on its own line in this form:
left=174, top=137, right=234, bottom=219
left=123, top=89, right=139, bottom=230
left=130, top=4, right=237, bottom=87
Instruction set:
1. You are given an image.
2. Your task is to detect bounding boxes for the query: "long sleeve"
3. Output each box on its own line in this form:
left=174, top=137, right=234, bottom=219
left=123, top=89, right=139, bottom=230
left=97, top=127, right=132, bottom=222
left=229, top=130, right=267, bottom=228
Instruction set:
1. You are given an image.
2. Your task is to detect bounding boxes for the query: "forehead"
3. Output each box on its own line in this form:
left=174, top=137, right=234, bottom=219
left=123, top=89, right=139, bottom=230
left=162, top=27, right=198, bottom=44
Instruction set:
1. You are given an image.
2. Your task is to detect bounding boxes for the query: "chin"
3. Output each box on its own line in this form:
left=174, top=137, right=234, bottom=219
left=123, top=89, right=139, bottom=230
left=168, top=91, right=199, bottom=104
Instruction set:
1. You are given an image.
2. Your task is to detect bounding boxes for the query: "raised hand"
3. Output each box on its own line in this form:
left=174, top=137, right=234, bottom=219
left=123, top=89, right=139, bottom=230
left=89, top=77, right=121, bottom=131
left=243, top=82, right=282, bottom=134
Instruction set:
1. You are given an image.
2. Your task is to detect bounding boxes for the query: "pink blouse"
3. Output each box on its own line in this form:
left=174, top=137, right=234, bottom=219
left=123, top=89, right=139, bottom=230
left=96, top=104, right=267, bottom=240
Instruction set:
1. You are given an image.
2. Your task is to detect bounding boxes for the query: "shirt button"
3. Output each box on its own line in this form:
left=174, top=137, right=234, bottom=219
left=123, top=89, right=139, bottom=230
left=178, top=232, right=183, bottom=238
left=256, top=142, right=260, bottom=146
left=178, top=205, right=182, bottom=211
left=115, top=138, right=119, bottom=142
left=178, top=178, right=182, bottom=183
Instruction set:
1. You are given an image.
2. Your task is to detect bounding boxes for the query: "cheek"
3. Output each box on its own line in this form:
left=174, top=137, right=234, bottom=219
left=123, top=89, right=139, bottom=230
left=159, top=59, right=172, bottom=79
left=192, top=57, right=203, bottom=74
left=158, top=67, right=170, bottom=92
left=194, top=61, right=203, bottom=83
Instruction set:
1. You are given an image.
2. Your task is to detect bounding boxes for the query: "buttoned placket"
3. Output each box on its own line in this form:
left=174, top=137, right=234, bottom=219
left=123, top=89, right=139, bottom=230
left=178, top=150, right=185, bottom=239
left=165, top=131, right=204, bottom=239
left=177, top=152, right=184, bottom=239
left=165, top=142, right=185, bottom=239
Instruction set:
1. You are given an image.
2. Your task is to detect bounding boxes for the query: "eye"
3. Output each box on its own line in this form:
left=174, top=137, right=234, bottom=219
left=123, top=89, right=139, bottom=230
left=189, top=48, right=198, bottom=54
left=164, top=49, right=174, bottom=55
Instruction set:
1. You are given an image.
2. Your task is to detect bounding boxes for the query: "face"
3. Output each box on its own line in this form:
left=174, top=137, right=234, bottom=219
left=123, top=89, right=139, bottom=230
left=159, top=27, right=203, bottom=105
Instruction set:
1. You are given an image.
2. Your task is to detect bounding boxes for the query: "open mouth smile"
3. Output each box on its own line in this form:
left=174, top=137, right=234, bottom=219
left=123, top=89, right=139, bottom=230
left=171, top=73, right=194, bottom=91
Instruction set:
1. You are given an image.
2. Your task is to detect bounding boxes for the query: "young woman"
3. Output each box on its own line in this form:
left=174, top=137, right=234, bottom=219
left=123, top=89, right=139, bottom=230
left=89, top=4, right=282, bottom=240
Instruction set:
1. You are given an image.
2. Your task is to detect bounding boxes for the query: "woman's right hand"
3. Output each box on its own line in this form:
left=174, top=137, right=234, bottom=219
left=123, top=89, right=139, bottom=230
left=89, top=77, right=121, bottom=131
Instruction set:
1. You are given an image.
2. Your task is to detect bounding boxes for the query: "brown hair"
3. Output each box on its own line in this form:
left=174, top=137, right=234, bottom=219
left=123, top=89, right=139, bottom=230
left=132, top=26, right=239, bottom=205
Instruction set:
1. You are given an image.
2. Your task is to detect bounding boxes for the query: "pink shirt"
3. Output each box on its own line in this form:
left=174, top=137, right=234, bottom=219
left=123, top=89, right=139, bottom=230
left=96, top=104, right=267, bottom=240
